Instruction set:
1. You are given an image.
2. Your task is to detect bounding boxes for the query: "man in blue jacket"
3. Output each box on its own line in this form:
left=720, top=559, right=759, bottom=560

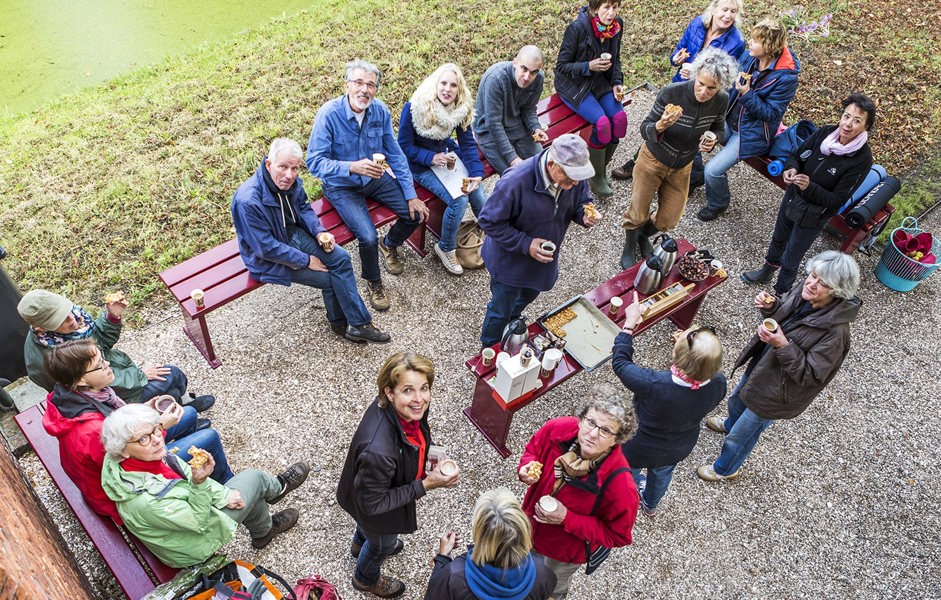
left=232, top=138, right=390, bottom=344
left=306, top=59, right=429, bottom=312
left=478, top=134, right=600, bottom=348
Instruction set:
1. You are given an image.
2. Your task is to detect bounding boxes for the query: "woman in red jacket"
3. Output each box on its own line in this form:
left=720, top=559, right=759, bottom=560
left=517, top=384, right=638, bottom=599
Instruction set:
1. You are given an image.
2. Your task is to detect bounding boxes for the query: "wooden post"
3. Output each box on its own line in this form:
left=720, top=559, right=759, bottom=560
left=0, top=440, right=95, bottom=598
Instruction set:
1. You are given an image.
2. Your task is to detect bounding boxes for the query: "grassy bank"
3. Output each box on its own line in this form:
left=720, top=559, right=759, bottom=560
left=1, top=0, right=938, bottom=319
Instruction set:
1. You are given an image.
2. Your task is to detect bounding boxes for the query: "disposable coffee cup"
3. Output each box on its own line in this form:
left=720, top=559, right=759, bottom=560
left=600, top=52, right=612, bottom=61
left=155, top=397, right=176, bottom=413
left=701, top=130, right=717, bottom=146
left=372, top=153, right=387, bottom=168
left=709, top=259, right=723, bottom=274
left=446, top=152, right=457, bottom=170
left=539, top=495, right=559, bottom=513
left=191, top=289, right=205, bottom=309
left=481, top=348, right=496, bottom=367
left=426, top=445, right=448, bottom=472
left=762, top=318, right=779, bottom=333
left=496, top=351, right=511, bottom=367
left=439, top=459, right=459, bottom=476
left=520, top=347, right=535, bottom=367
left=540, top=348, right=563, bottom=377
left=680, top=62, right=693, bottom=77
left=541, top=241, right=556, bottom=254
left=608, top=296, right=624, bottom=316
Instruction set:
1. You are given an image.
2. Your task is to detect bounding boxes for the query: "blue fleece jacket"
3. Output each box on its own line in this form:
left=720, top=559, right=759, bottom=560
left=727, top=46, right=800, bottom=159
left=670, top=17, right=746, bottom=83
left=478, top=151, right=591, bottom=291
left=231, top=160, right=326, bottom=286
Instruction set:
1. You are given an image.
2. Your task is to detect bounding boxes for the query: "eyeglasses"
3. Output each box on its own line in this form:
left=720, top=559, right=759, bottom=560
left=129, top=426, right=162, bottom=447
left=348, top=79, right=378, bottom=91
left=84, top=359, right=108, bottom=374
left=686, top=326, right=716, bottom=348
left=580, top=416, right=618, bottom=439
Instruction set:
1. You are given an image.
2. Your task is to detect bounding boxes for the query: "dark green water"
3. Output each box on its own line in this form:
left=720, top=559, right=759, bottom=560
left=0, top=1, right=309, bottom=116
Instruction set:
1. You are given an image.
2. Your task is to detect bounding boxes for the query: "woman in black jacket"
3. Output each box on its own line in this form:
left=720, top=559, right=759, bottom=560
left=337, top=352, right=460, bottom=598
left=741, top=93, right=876, bottom=296
left=554, top=0, right=626, bottom=199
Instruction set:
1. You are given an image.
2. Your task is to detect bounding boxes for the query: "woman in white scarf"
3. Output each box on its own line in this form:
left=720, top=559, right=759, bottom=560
left=399, top=64, right=487, bottom=275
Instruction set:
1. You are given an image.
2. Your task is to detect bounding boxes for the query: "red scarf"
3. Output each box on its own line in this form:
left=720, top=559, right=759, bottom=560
left=120, top=456, right=183, bottom=480
left=399, top=417, right=427, bottom=480
left=671, top=364, right=704, bottom=390
left=591, top=16, right=621, bottom=39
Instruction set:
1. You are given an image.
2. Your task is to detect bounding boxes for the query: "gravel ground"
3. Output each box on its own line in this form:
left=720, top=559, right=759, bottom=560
left=19, top=91, right=941, bottom=599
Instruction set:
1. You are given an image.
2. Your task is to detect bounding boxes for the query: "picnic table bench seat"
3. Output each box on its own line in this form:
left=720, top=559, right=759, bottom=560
left=14, top=402, right=178, bottom=600
left=160, top=92, right=632, bottom=367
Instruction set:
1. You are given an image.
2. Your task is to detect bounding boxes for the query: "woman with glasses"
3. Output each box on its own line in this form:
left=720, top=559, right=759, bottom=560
left=612, top=292, right=727, bottom=517
left=100, top=403, right=310, bottom=567
left=517, top=383, right=638, bottom=599
left=41, top=339, right=233, bottom=523
left=337, top=352, right=461, bottom=598
left=699, top=250, right=861, bottom=481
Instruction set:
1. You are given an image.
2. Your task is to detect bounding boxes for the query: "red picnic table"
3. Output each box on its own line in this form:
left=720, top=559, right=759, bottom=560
left=463, top=238, right=727, bottom=457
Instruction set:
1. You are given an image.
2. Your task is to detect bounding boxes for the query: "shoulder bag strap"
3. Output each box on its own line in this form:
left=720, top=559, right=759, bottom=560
left=589, top=466, right=631, bottom=515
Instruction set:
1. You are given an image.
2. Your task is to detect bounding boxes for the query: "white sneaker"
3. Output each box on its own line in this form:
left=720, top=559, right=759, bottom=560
left=696, top=464, right=741, bottom=482
left=435, top=244, right=463, bottom=275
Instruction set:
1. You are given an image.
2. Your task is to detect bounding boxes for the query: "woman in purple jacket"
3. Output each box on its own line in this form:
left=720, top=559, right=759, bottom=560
left=399, top=64, right=487, bottom=276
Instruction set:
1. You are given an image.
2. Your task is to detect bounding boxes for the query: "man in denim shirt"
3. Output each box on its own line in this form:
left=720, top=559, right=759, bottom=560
left=306, top=60, right=429, bottom=311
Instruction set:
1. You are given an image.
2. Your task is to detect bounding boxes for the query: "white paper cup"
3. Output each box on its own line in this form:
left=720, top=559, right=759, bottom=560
left=372, top=152, right=387, bottom=168
left=609, top=296, right=624, bottom=316
left=496, top=351, right=511, bottom=367
left=439, top=459, right=459, bottom=476
left=190, top=289, right=205, bottom=309
left=600, top=52, right=612, bottom=61
left=539, top=495, right=559, bottom=513
left=680, top=62, right=693, bottom=78
left=710, top=259, right=723, bottom=274
left=541, top=241, right=556, bottom=254
left=481, top=348, right=496, bottom=366
left=762, top=318, right=779, bottom=333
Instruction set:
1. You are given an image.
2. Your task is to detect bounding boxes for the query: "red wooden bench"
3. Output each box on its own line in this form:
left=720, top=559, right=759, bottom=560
left=742, top=155, right=896, bottom=255
left=161, top=93, right=632, bottom=367
left=14, top=402, right=178, bottom=600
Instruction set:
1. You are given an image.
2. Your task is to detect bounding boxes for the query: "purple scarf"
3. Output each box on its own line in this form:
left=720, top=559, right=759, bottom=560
left=819, top=128, right=868, bottom=156
left=34, top=306, right=95, bottom=347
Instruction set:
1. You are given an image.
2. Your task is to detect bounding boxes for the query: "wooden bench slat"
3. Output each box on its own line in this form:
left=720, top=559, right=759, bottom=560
left=159, top=239, right=241, bottom=288
left=165, top=254, right=254, bottom=302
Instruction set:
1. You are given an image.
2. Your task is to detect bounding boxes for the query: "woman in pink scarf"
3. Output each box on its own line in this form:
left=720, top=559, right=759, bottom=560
left=741, top=93, right=876, bottom=296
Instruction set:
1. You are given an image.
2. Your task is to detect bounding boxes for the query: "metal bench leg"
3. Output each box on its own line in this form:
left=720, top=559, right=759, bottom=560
left=181, top=307, right=222, bottom=369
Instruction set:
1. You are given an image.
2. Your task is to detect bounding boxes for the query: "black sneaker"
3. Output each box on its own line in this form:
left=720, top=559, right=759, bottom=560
left=183, top=394, right=215, bottom=412
left=195, top=418, right=212, bottom=431
left=330, top=320, right=356, bottom=339
left=345, top=323, right=391, bottom=344
left=251, top=508, right=299, bottom=549
left=269, top=462, right=311, bottom=504
left=696, top=206, right=725, bottom=222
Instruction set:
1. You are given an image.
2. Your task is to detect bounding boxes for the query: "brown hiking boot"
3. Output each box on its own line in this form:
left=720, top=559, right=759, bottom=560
left=269, top=462, right=310, bottom=504
left=379, top=239, right=404, bottom=275
left=368, top=280, right=390, bottom=311
left=351, top=575, right=406, bottom=598
left=251, top=508, right=299, bottom=549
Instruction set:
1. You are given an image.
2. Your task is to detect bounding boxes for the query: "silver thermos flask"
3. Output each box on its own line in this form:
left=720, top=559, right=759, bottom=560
left=634, top=255, right=664, bottom=295
left=651, top=234, right=678, bottom=275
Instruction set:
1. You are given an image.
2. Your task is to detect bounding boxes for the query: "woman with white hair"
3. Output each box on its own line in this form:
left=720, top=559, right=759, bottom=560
left=612, top=291, right=727, bottom=517
left=698, top=250, right=862, bottom=481
left=424, top=488, right=556, bottom=599
left=100, top=404, right=310, bottom=567
left=399, top=63, right=487, bottom=276
left=517, top=384, right=638, bottom=599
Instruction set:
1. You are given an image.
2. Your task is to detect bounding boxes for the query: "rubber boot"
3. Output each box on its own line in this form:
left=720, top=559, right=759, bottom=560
left=638, top=220, right=660, bottom=259
left=621, top=228, right=640, bottom=270
left=588, top=147, right=613, bottom=200
left=602, top=141, right=618, bottom=193
left=741, top=262, right=779, bottom=285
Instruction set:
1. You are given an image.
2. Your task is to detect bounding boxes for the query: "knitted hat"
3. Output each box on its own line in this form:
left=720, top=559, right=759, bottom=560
left=548, top=134, right=594, bottom=181
left=17, top=290, right=73, bottom=330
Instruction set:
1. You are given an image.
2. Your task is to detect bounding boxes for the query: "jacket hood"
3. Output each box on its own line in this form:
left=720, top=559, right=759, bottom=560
left=44, top=385, right=108, bottom=438
left=772, top=46, right=800, bottom=73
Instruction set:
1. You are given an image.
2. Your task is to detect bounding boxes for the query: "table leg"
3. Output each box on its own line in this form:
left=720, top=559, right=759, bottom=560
left=463, top=379, right=513, bottom=458
left=181, top=308, right=222, bottom=369
left=668, top=293, right=707, bottom=331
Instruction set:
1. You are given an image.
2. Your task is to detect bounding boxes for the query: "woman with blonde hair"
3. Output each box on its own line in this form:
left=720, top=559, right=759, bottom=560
left=425, top=488, right=556, bottom=599
left=612, top=291, right=727, bottom=518
left=399, top=63, right=488, bottom=276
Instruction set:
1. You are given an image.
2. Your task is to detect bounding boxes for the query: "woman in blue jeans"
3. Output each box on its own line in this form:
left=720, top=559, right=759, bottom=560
left=613, top=292, right=727, bottom=517
left=398, top=64, right=487, bottom=276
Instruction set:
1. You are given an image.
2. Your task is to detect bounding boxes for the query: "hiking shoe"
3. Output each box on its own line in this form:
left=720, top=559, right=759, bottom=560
left=741, top=263, right=778, bottom=285
left=269, top=462, right=310, bottom=504
left=351, top=538, right=405, bottom=559
left=705, top=416, right=727, bottom=434
left=345, top=323, right=391, bottom=344
left=379, top=239, right=404, bottom=275
left=434, top=244, right=463, bottom=275
left=251, top=508, right=299, bottom=549
left=611, top=159, right=634, bottom=180
left=351, top=575, right=406, bottom=598
left=195, top=418, right=212, bottom=432
left=696, top=206, right=725, bottom=222
left=330, top=320, right=352, bottom=338
left=183, top=394, right=215, bottom=413
left=368, top=280, right=390, bottom=311
left=697, top=464, right=741, bottom=482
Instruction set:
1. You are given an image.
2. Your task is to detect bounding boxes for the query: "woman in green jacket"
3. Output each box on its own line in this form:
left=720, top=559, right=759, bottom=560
left=100, top=404, right=310, bottom=567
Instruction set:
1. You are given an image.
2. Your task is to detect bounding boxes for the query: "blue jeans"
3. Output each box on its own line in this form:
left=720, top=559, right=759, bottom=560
left=412, top=169, right=486, bottom=252
left=289, top=228, right=371, bottom=327
left=713, top=372, right=774, bottom=476
left=704, top=126, right=740, bottom=212
left=165, top=408, right=234, bottom=482
left=477, top=133, right=542, bottom=175
left=139, top=365, right=187, bottom=402
left=352, top=526, right=400, bottom=585
left=765, top=194, right=824, bottom=296
left=480, top=280, right=540, bottom=347
left=322, top=175, right=420, bottom=282
left=630, top=464, right=677, bottom=511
